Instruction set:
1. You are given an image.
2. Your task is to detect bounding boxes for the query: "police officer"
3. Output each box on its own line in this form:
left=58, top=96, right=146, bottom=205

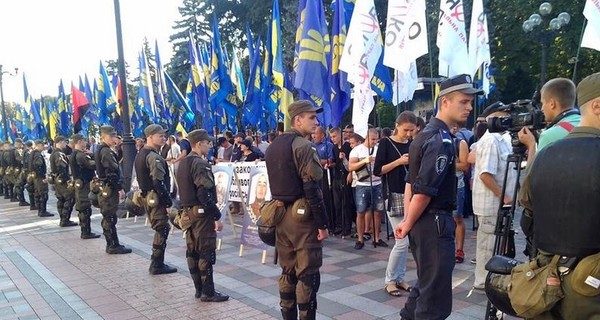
left=95, top=126, right=131, bottom=254
left=175, top=129, right=229, bottom=302
left=14, top=139, right=30, bottom=207
left=29, top=140, right=54, bottom=217
left=23, top=141, right=37, bottom=210
left=395, top=74, right=482, bottom=320
left=70, top=134, right=101, bottom=239
left=518, top=72, right=600, bottom=319
left=50, top=136, right=78, bottom=227
left=264, top=100, right=329, bottom=320
left=134, top=124, right=177, bottom=274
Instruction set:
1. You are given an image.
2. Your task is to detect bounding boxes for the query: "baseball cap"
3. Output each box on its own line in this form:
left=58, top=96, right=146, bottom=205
left=577, top=72, right=600, bottom=107
left=144, top=124, right=167, bottom=137
left=287, top=100, right=323, bottom=119
left=439, top=74, right=484, bottom=97
left=187, top=129, right=214, bottom=145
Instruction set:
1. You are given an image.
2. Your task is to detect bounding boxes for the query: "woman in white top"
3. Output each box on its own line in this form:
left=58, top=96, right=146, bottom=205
left=166, top=135, right=181, bottom=197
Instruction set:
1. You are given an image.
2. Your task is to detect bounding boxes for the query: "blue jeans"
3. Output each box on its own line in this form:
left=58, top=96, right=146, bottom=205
left=453, top=186, right=465, bottom=218
left=385, top=213, right=409, bottom=285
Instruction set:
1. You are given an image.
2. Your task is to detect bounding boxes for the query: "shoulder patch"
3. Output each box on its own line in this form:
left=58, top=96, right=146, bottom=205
left=439, top=129, right=453, bottom=144
left=435, top=154, right=448, bottom=175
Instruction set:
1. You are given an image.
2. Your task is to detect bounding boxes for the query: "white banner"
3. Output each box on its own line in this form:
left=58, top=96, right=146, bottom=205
left=437, top=0, right=469, bottom=76
left=468, top=0, right=491, bottom=79
left=582, top=0, right=600, bottom=52
left=352, top=87, right=376, bottom=139
left=392, top=61, right=418, bottom=105
left=339, top=0, right=383, bottom=86
left=213, top=162, right=267, bottom=203
left=383, top=0, right=428, bottom=72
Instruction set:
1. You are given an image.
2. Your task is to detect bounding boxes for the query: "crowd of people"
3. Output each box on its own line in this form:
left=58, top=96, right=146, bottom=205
left=1, top=71, right=599, bottom=319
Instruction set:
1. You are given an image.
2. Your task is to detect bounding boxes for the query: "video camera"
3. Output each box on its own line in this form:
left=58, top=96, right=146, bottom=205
left=487, top=100, right=545, bottom=134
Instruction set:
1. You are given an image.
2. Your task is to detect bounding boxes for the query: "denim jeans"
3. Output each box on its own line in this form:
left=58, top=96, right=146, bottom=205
left=385, top=212, right=409, bottom=285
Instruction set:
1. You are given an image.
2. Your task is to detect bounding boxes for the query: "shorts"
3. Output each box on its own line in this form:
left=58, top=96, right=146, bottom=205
left=453, top=186, right=465, bottom=218
left=355, top=184, right=385, bottom=213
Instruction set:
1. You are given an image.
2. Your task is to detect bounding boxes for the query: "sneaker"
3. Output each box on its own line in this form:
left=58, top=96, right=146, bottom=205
left=470, top=258, right=477, bottom=264
left=354, top=241, right=364, bottom=250
left=455, top=249, right=465, bottom=263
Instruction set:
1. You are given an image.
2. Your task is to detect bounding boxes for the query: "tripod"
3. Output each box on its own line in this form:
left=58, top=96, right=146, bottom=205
left=484, top=137, right=527, bottom=320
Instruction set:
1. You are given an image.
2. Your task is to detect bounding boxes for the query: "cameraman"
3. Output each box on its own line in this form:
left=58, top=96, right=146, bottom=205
left=517, top=78, right=580, bottom=161
left=517, top=72, right=600, bottom=319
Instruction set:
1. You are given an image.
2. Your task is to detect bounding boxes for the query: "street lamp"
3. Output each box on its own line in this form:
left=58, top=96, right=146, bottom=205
left=0, top=65, right=18, bottom=141
left=522, top=2, right=571, bottom=85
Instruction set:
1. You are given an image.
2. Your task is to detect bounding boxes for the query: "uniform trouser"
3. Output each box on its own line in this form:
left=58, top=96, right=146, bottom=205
left=332, top=178, right=353, bottom=234
left=75, top=183, right=93, bottom=235
left=400, top=211, right=455, bottom=320
left=55, top=183, right=75, bottom=223
left=33, top=177, right=49, bottom=214
left=26, top=181, right=36, bottom=208
left=15, top=174, right=26, bottom=203
left=185, top=209, right=217, bottom=296
left=276, top=207, right=323, bottom=320
left=532, top=254, right=600, bottom=320
left=98, top=188, right=121, bottom=247
left=145, top=202, right=171, bottom=265
left=4, top=175, right=14, bottom=199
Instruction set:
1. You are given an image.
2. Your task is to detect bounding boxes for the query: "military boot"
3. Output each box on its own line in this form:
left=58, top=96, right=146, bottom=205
left=106, top=234, right=132, bottom=254
left=281, top=309, right=298, bottom=320
left=10, top=186, right=18, bottom=202
left=37, top=196, right=54, bottom=217
left=29, top=193, right=37, bottom=210
left=187, top=257, right=203, bottom=298
left=4, top=185, right=10, bottom=199
left=18, top=190, right=30, bottom=206
left=0, top=184, right=4, bottom=196
left=59, top=202, right=78, bottom=227
left=79, top=209, right=100, bottom=239
left=148, top=226, right=177, bottom=275
left=199, top=264, right=229, bottom=302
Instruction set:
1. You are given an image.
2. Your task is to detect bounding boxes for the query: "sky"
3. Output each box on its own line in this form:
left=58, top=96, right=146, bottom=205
left=0, top=0, right=182, bottom=104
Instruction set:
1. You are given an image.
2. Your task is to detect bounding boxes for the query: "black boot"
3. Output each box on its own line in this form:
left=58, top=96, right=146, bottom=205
left=79, top=209, right=100, bottom=239
left=0, top=184, right=4, bottom=196
left=106, top=234, right=132, bottom=254
left=10, top=186, right=18, bottom=202
left=59, top=199, right=78, bottom=227
left=149, top=226, right=177, bottom=275
left=4, top=185, right=10, bottom=199
left=38, top=195, right=54, bottom=217
left=188, top=256, right=203, bottom=298
left=199, top=264, right=229, bottom=302
left=104, top=215, right=131, bottom=254
left=281, top=309, right=299, bottom=320
left=29, top=193, right=37, bottom=210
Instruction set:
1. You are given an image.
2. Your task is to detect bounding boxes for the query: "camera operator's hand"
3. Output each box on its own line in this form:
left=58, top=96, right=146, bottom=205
left=518, top=127, right=536, bottom=148
left=503, top=196, right=513, bottom=206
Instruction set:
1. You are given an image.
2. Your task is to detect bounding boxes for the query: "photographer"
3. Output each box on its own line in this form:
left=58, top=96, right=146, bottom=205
left=472, top=102, right=517, bottom=291
left=517, top=78, right=580, bottom=161
left=517, top=72, right=600, bottom=319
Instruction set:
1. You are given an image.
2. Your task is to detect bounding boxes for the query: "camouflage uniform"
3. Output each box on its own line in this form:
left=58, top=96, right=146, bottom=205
left=70, top=144, right=100, bottom=239
left=50, top=138, right=77, bottom=227
left=28, top=142, right=53, bottom=217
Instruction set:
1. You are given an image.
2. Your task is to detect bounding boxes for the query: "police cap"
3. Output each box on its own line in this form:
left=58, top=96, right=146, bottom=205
left=287, top=100, right=323, bottom=120
left=100, top=125, right=117, bottom=136
left=439, top=74, right=484, bottom=97
left=480, top=101, right=506, bottom=118
left=144, top=124, right=167, bottom=137
left=577, top=72, right=600, bottom=107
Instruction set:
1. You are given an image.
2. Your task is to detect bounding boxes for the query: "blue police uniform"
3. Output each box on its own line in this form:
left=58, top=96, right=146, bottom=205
left=400, top=117, right=457, bottom=320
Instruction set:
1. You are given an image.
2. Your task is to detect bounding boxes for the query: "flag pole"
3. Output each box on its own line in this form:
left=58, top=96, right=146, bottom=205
left=572, top=19, right=587, bottom=83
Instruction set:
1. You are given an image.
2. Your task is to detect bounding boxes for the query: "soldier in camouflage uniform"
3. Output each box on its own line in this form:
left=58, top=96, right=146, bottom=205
left=70, top=134, right=100, bottom=239
left=29, top=140, right=53, bottom=217
left=23, top=141, right=37, bottom=210
left=50, top=136, right=78, bottom=227
left=2, top=141, right=17, bottom=201
left=14, top=139, right=30, bottom=207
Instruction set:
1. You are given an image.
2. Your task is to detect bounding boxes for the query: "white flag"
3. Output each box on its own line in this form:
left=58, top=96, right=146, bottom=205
left=340, top=0, right=382, bottom=139
left=392, top=61, right=418, bottom=105
left=351, top=87, right=376, bottom=139
left=437, top=0, right=469, bottom=76
left=468, top=0, right=491, bottom=79
left=384, top=0, right=428, bottom=72
left=582, top=0, right=600, bottom=52
left=339, top=0, right=383, bottom=86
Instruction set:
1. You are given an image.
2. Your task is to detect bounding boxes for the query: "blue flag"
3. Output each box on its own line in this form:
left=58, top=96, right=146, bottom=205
left=329, top=0, right=352, bottom=127
left=294, top=0, right=332, bottom=127
left=97, top=61, right=117, bottom=124
left=371, top=54, right=394, bottom=103
left=137, top=50, right=157, bottom=122
left=189, top=36, right=214, bottom=133
left=243, top=38, right=264, bottom=129
left=209, top=16, right=238, bottom=122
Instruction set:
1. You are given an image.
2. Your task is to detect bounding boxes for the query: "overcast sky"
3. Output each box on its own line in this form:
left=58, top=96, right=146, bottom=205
left=0, top=0, right=181, bottom=104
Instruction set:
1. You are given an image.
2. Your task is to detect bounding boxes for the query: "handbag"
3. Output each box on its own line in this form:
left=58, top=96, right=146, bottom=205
left=355, top=164, right=370, bottom=182
left=508, top=255, right=564, bottom=318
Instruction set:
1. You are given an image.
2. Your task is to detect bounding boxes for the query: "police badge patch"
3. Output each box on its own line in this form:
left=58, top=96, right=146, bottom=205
left=435, top=155, right=448, bottom=175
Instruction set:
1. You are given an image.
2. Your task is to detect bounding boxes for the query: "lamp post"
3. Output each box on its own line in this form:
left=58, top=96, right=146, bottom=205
left=112, top=0, right=136, bottom=192
left=522, top=2, right=571, bottom=85
left=0, top=65, right=18, bottom=141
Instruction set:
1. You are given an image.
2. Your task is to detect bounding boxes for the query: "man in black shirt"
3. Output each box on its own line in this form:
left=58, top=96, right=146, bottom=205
left=330, top=127, right=353, bottom=236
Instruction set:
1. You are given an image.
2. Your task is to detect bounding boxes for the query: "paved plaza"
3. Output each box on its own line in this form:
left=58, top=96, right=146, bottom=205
left=0, top=195, right=525, bottom=320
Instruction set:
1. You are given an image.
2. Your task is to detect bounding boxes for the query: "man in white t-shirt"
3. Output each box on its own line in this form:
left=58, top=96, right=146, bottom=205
left=348, top=128, right=387, bottom=250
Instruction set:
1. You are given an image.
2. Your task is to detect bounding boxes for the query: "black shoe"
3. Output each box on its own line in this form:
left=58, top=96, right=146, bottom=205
left=19, top=201, right=30, bottom=207
left=106, top=245, right=132, bottom=254
left=38, top=212, right=54, bottom=217
left=60, top=221, right=79, bottom=227
left=81, top=233, right=101, bottom=239
left=354, top=241, right=364, bottom=250
left=10, top=198, right=19, bottom=203
left=200, top=291, right=229, bottom=302
left=149, top=263, right=177, bottom=275
left=374, top=239, right=388, bottom=247
left=30, top=205, right=38, bottom=211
